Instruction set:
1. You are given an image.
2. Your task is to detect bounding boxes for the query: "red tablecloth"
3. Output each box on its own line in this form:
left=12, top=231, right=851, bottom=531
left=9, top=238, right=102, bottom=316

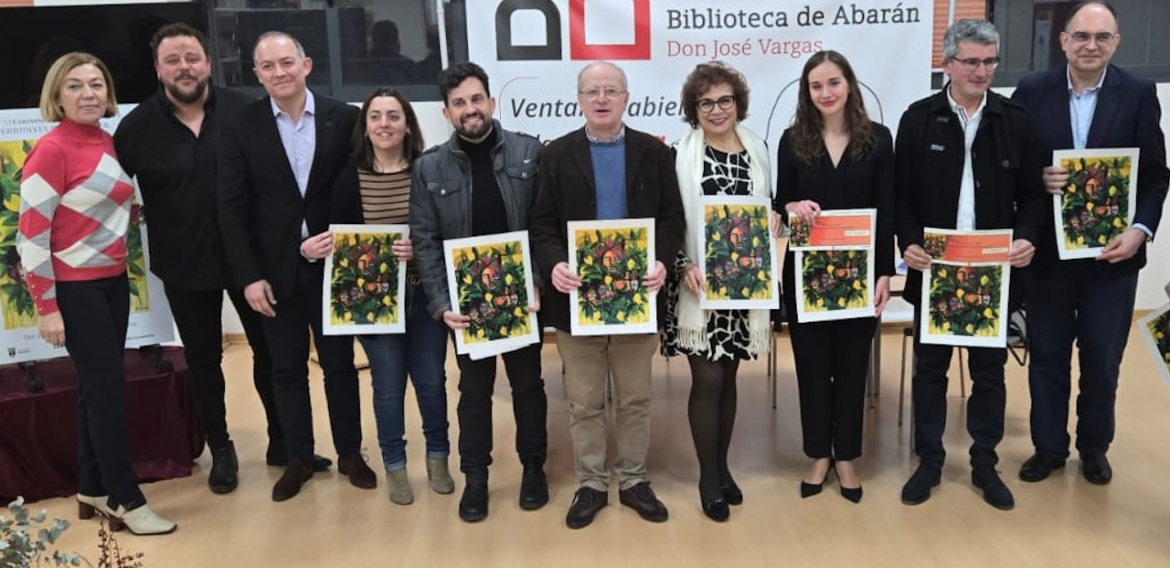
left=0, top=347, right=203, bottom=503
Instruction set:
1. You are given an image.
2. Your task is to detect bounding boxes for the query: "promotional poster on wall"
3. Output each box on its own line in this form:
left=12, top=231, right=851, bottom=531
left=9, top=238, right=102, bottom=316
left=1, top=106, right=174, bottom=364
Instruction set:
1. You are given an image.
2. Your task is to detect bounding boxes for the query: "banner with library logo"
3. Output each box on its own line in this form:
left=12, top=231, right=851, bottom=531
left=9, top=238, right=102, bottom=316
left=471, top=0, right=932, bottom=164
left=1, top=106, right=175, bottom=365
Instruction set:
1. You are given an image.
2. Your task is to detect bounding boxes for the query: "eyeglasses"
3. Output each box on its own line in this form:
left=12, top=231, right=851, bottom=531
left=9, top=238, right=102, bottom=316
left=952, top=57, right=1000, bottom=70
left=697, top=95, right=736, bottom=113
left=579, top=87, right=626, bottom=100
left=1068, top=31, right=1116, bottom=45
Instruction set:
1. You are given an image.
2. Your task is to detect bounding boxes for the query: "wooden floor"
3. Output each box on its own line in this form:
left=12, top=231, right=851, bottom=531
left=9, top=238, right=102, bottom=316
left=33, top=324, right=1170, bottom=567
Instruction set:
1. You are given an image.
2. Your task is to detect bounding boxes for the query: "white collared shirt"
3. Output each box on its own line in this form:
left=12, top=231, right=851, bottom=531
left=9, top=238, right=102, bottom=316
left=947, top=88, right=987, bottom=231
left=271, top=91, right=316, bottom=238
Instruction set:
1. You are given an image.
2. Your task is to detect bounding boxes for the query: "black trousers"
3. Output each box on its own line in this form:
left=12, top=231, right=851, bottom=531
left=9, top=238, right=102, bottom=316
left=454, top=342, right=547, bottom=481
left=57, top=274, right=145, bottom=510
left=1027, top=265, right=1138, bottom=458
left=164, top=284, right=280, bottom=449
left=788, top=316, right=875, bottom=461
left=261, top=261, right=360, bottom=463
left=912, top=310, right=1008, bottom=468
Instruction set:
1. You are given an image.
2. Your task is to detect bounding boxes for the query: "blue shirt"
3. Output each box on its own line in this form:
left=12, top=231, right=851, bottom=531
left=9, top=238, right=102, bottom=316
left=272, top=91, right=316, bottom=237
left=591, top=138, right=628, bottom=220
left=1067, top=66, right=1106, bottom=151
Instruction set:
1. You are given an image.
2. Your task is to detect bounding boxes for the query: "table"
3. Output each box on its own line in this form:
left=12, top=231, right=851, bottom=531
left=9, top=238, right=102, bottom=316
left=0, top=347, right=203, bottom=503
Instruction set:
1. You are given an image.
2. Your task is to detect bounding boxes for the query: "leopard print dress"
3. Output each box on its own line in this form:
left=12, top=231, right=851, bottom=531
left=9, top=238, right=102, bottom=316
left=662, top=145, right=755, bottom=362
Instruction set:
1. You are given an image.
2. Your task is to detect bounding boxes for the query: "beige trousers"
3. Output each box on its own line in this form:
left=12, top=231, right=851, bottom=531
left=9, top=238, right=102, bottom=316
left=556, top=331, right=658, bottom=491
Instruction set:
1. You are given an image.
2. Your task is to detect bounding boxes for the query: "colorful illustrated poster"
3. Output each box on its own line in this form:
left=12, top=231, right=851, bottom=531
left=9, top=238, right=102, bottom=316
left=792, top=209, right=876, bottom=323
left=1, top=140, right=36, bottom=332
left=444, top=230, right=540, bottom=358
left=1052, top=148, right=1139, bottom=260
left=1136, top=302, right=1170, bottom=392
left=787, top=208, right=875, bottom=251
left=919, top=228, right=1012, bottom=348
left=126, top=197, right=150, bottom=313
left=1, top=108, right=175, bottom=364
left=322, top=224, right=409, bottom=336
left=698, top=197, right=778, bottom=310
left=568, top=219, right=656, bottom=336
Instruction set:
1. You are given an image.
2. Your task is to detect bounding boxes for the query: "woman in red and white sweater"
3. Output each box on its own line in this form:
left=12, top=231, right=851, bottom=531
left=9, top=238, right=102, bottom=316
left=17, top=52, right=175, bottom=536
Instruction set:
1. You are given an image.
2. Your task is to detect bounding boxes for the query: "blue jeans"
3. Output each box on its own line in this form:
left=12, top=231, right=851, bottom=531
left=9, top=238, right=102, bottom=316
left=358, top=283, right=450, bottom=471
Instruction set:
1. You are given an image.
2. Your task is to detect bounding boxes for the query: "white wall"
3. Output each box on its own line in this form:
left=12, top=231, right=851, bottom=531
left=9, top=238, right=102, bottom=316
left=1136, top=84, right=1170, bottom=310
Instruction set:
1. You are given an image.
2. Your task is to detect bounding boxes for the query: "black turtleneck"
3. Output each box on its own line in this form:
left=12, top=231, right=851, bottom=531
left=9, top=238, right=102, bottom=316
left=464, top=128, right=508, bottom=236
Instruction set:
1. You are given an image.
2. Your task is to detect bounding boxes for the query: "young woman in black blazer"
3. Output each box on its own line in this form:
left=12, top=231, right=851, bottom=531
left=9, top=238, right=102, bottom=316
left=776, top=50, right=896, bottom=504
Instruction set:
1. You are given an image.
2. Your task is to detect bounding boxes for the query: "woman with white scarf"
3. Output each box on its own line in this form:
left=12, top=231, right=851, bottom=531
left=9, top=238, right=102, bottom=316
left=662, top=62, right=779, bottom=522
left=777, top=51, right=895, bottom=504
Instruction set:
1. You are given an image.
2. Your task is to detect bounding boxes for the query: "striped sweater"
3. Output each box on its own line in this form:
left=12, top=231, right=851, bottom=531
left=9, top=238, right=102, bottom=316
left=17, top=119, right=134, bottom=315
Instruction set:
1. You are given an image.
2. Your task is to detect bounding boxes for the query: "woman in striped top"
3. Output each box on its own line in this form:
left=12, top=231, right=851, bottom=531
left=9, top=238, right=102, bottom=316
left=324, top=88, right=453, bottom=505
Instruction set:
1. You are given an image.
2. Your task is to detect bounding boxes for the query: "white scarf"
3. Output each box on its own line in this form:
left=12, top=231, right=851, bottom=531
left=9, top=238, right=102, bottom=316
left=673, top=125, right=773, bottom=356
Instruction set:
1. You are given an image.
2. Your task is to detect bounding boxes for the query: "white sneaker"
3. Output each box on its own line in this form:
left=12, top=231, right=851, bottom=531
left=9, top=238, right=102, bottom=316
left=110, top=504, right=177, bottom=536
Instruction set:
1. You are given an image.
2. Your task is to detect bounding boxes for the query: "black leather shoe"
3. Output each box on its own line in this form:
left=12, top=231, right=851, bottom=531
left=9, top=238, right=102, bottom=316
left=208, top=441, right=239, bottom=494
left=266, top=443, right=332, bottom=472
left=309, top=455, right=333, bottom=472
left=338, top=453, right=377, bottom=489
left=619, top=482, right=668, bottom=523
left=901, top=464, right=942, bottom=506
left=972, top=467, right=1015, bottom=510
left=519, top=465, right=549, bottom=510
left=1018, top=452, right=1066, bottom=482
left=565, top=487, right=608, bottom=529
left=720, top=480, right=743, bottom=505
left=1081, top=453, right=1112, bottom=485
left=459, top=482, right=489, bottom=523
left=716, top=470, right=744, bottom=503
left=272, top=461, right=314, bottom=502
left=702, top=497, right=730, bottom=522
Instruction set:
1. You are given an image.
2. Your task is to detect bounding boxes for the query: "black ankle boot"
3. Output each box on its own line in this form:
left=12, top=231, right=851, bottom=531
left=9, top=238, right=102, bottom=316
left=519, top=464, right=549, bottom=510
left=208, top=441, right=239, bottom=494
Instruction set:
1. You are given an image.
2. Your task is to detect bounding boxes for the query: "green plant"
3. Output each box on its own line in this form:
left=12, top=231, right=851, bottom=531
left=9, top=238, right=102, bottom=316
left=1, top=497, right=82, bottom=567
